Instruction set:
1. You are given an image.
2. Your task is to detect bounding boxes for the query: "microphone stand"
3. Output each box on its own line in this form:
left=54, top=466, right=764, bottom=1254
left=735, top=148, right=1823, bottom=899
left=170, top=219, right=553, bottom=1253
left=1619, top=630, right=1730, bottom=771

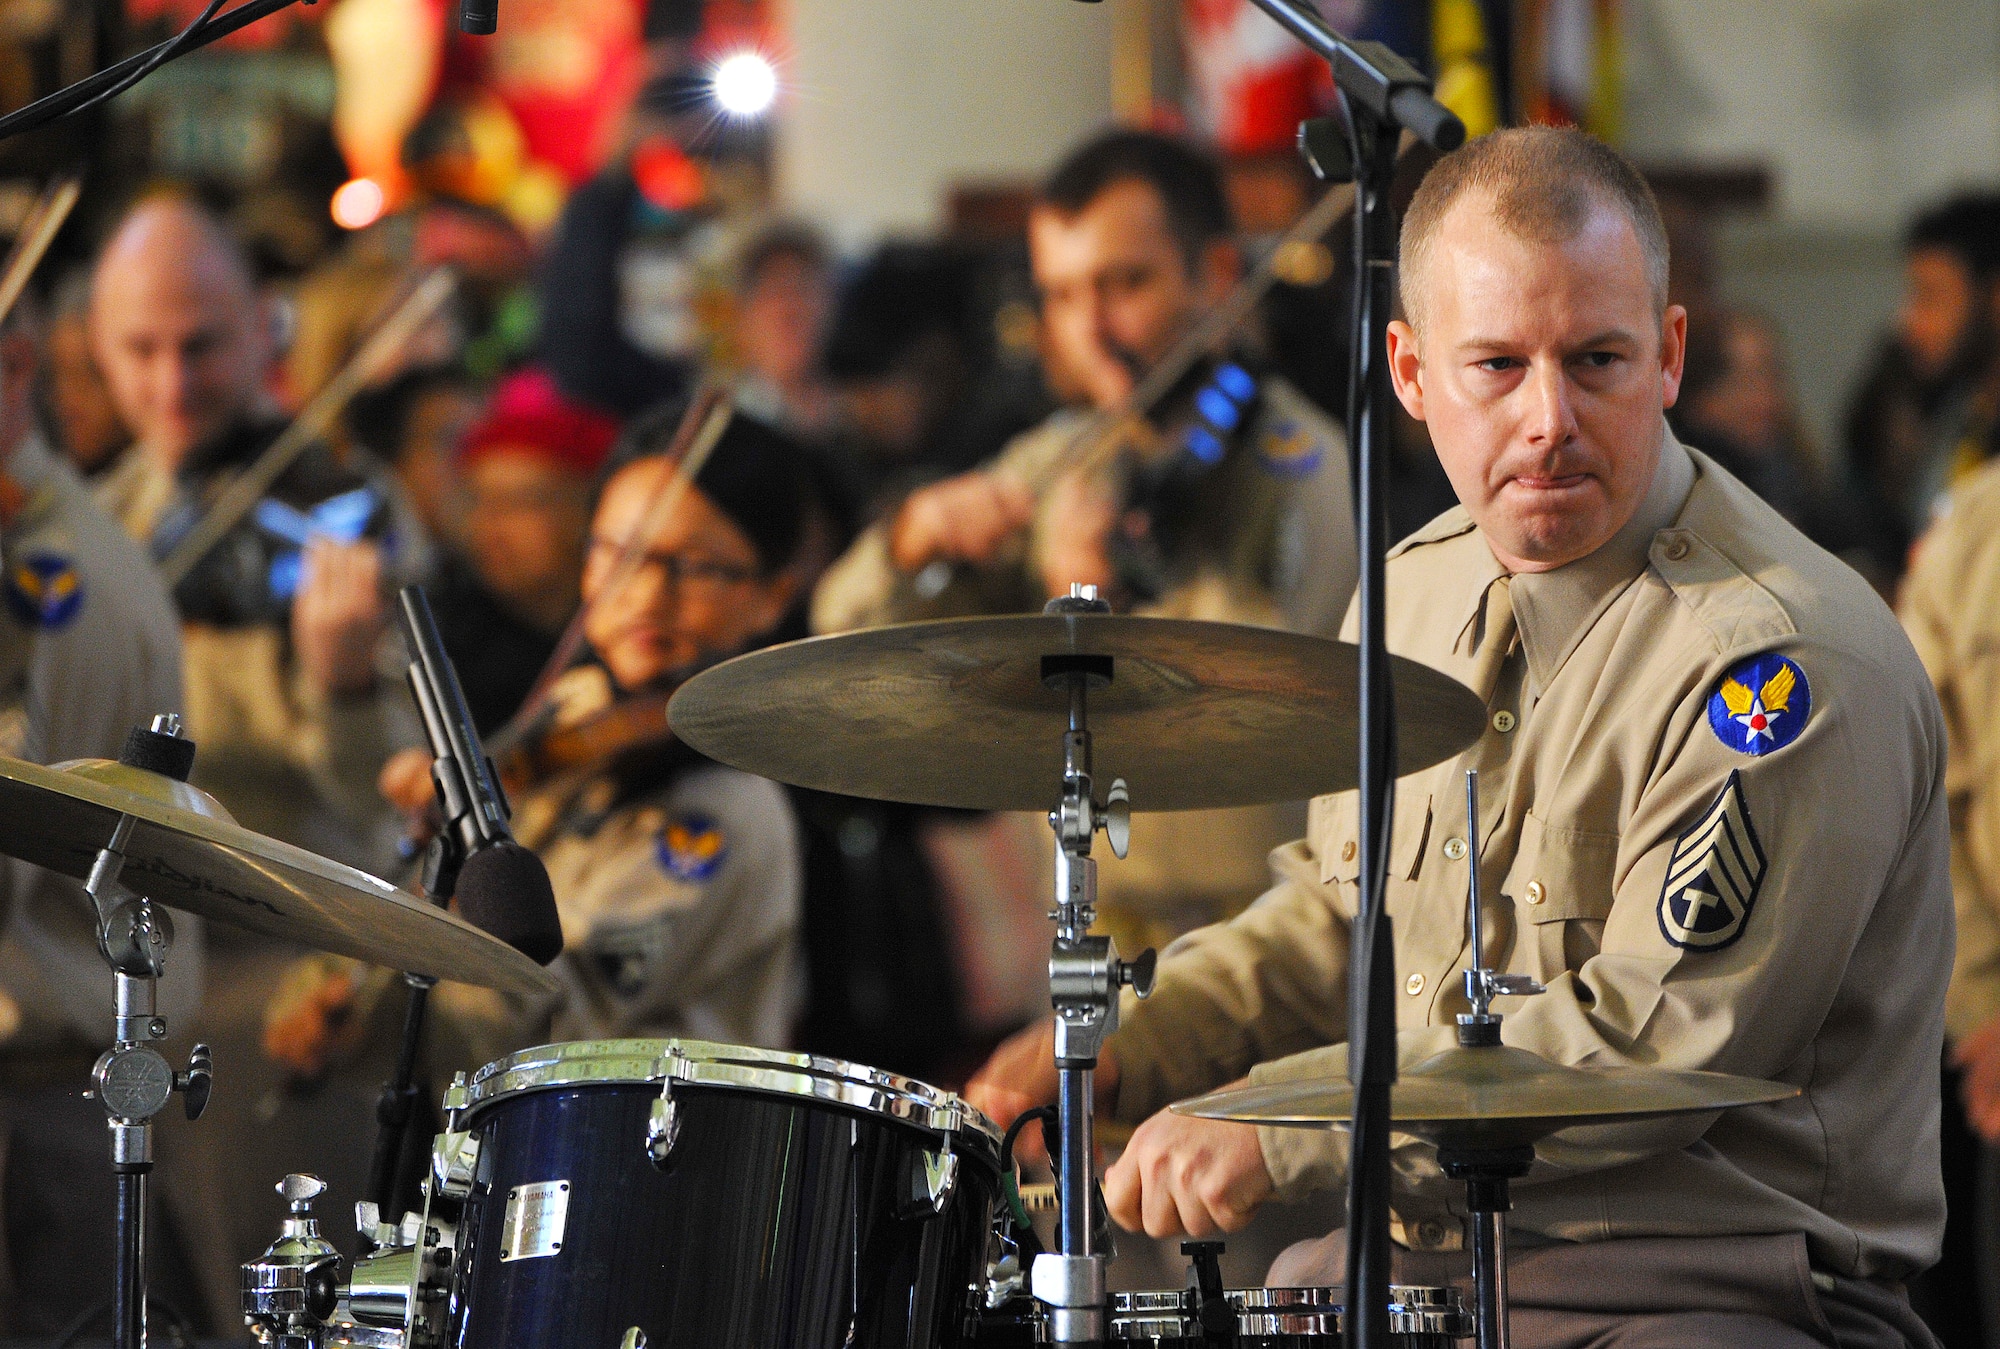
left=1233, top=7, right=1465, bottom=1349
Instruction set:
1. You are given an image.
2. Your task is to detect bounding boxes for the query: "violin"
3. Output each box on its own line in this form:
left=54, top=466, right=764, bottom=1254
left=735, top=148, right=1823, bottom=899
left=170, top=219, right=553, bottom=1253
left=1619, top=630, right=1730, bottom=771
left=488, top=688, right=676, bottom=799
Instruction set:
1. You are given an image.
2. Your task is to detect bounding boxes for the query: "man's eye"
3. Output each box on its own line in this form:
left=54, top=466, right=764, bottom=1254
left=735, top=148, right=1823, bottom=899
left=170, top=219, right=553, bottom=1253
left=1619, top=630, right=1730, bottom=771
left=1578, top=351, right=1620, bottom=369
left=1476, top=356, right=1518, bottom=373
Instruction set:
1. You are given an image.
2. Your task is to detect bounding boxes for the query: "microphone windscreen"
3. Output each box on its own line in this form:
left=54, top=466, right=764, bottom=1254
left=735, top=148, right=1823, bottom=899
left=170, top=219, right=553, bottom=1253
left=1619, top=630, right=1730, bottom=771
left=455, top=841, right=564, bottom=965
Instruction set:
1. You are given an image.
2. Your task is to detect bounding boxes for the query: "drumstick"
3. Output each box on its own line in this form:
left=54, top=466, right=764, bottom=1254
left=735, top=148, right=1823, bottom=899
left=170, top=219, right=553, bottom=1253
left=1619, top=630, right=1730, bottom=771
left=0, top=175, right=80, bottom=332
left=488, top=387, right=735, bottom=753
left=158, top=266, right=459, bottom=587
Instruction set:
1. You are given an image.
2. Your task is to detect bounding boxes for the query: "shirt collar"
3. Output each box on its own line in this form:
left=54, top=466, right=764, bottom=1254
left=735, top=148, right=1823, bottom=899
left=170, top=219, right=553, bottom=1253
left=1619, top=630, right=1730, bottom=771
left=7, top=429, right=54, bottom=492
left=1503, top=421, right=1695, bottom=694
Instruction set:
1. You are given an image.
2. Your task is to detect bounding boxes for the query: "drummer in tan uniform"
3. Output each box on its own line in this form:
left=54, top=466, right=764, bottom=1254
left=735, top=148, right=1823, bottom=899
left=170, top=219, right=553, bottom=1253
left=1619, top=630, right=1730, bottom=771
left=970, top=126, right=1950, bottom=1348
left=812, top=130, right=1357, bottom=955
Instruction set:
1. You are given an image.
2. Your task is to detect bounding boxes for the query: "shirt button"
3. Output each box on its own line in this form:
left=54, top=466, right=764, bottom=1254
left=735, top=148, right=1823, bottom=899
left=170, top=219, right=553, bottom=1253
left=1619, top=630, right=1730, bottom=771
left=1341, top=840, right=1357, bottom=862
left=1663, top=537, right=1690, bottom=562
left=1491, top=709, right=1516, bottom=733
left=1406, top=972, right=1426, bottom=996
left=1442, top=837, right=1468, bottom=861
left=1525, top=880, right=1546, bottom=905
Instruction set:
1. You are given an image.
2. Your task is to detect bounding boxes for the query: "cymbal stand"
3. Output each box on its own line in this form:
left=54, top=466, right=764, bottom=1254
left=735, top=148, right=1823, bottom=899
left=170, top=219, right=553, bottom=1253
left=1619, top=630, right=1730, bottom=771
left=1448, top=770, right=1542, bottom=1349
left=86, top=715, right=214, bottom=1349
left=1031, top=585, right=1155, bottom=1345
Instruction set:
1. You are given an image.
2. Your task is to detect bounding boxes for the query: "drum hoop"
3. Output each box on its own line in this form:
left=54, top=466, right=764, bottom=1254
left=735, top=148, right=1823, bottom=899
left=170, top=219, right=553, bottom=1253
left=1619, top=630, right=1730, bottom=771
left=445, top=1037, right=1003, bottom=1149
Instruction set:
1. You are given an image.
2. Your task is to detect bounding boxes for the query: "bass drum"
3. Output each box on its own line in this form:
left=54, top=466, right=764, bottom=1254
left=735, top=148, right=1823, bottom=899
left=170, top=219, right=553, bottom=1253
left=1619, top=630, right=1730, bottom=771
left=434, top=1039, right=1002, bottom=1349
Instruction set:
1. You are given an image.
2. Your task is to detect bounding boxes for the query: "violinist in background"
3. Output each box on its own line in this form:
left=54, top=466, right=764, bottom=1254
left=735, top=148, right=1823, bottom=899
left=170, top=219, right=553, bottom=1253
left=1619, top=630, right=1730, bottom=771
left=271, top=404, right=813, bottom=1080
left=811, top=130, right=1358, bottom=965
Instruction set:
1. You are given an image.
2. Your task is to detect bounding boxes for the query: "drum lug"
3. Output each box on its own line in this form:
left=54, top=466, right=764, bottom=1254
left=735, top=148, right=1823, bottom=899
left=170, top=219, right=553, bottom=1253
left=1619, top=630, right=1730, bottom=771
left=430, top=1129, right=481, bottom=1202
left=904, top=1135, right=959, bottom=1217
left=647, top=1086, right=681, bottom=1166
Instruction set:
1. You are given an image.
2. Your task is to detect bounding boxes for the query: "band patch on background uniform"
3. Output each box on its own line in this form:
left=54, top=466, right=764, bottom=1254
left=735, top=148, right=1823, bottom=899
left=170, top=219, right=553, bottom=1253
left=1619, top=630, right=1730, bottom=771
left=1658, top=770, right=1766, bottom=951
left=1707, top=653, right=1810, bottom=756
left=4, top=552, right=84, bottom=630
left=655, top=813, right=727, bottom=883
left=1255, top=419, right=1322, bottom=477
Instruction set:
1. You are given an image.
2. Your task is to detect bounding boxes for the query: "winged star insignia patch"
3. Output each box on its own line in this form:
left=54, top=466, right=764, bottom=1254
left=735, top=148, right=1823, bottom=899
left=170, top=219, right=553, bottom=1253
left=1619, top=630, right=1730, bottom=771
left=1707, top=652, right=1810, bottom=756
left=1658, top=770, right=1766, bottom=951
left=655, top=813, right=727, bottom=883
left=4, top=552, right=83, bottom=630
left=1255, top=419, right=1323, bottom=478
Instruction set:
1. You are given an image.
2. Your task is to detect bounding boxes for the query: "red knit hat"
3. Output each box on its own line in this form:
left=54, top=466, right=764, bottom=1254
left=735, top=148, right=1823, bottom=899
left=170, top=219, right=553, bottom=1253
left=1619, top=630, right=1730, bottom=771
left=459, top=367, right=621, bottom=478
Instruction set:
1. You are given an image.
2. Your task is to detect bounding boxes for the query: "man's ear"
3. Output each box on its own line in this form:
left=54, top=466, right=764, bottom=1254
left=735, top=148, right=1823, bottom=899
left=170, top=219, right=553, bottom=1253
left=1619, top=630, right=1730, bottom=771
left=1659, top=304, right=1689, bottom=409
left=1386, top=320, right=1426, bottom=421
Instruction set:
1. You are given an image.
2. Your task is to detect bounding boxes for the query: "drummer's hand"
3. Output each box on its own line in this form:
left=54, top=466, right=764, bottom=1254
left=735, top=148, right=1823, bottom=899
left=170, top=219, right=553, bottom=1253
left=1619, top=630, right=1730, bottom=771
left=264, top=957, right=365, bottom=1079
left=1103, top=1089, right=1273, bottom=1238
left=1956, top=1015, right=2000, bottom=1142
left=293, top=538, right=386, bottom=697
left=380, top=746, right=437, bottom=817
left=964, top=1021, right=1120, bottom=1162
left=887, top=471, right=1035, bottom=574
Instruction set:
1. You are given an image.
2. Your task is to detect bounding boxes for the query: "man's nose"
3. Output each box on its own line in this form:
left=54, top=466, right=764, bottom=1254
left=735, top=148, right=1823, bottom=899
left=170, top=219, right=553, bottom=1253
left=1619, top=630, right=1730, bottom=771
left=1523, top=361, right=1578, bottom=448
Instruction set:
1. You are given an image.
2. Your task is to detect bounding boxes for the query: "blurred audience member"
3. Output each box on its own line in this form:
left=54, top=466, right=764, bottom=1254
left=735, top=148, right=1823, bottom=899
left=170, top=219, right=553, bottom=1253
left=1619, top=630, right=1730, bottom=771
left=347, top=364, right=483, bottom=547
left=1844, top=191, right=2000, bottom=576
left=729, top=222, right=835, bottom=442
left=0, top=299, right=199, bottom=1334
left=40, top=271, right=128, bottom=478
left=432, top=367, right=618, bottom=734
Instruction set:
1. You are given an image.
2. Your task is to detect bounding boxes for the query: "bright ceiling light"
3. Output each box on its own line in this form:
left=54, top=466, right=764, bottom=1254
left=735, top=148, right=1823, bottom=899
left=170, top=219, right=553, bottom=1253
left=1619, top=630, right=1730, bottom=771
left=331, top=177, right=386, bottom=231
left=712, top=51, right=778, bottom=118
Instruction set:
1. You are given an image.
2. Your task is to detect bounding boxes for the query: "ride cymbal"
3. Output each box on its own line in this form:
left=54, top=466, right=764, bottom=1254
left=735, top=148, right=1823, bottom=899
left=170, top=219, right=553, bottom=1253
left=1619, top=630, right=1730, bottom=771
left=668, top=614, right=1486, bottom=812
left=0, top=754, right=560, bottom=995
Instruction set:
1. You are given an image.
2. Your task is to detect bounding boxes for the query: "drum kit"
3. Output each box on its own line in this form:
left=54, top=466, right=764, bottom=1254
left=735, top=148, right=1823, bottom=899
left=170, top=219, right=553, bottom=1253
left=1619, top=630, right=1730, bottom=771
left=0, top=593, right=1800, bottom=1349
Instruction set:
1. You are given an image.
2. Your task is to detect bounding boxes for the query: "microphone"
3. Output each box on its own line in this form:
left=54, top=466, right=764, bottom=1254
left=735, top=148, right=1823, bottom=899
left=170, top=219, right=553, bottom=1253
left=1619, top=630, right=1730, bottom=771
left=397, top=585, right=563, bottom=964
left=458, top=0, right=497, bottom=35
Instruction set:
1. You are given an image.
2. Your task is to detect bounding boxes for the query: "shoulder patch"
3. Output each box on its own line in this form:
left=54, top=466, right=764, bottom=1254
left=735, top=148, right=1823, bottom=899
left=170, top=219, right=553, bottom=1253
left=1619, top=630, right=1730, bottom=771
left=1707, top=653, right=1810, bottom=756
left=1658, top=770, right=1766, bottom=952
left=4, top=552, right=84, bottom=629
left=1255, top=418, right=1324, bottom=478
left=655, top=813, right=728, bottom=883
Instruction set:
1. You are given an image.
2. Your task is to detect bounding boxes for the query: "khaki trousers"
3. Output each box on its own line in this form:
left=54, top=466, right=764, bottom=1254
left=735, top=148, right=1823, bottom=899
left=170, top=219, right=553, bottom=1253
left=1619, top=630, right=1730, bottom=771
left=1267, top=1230, right=1940, bottom=1349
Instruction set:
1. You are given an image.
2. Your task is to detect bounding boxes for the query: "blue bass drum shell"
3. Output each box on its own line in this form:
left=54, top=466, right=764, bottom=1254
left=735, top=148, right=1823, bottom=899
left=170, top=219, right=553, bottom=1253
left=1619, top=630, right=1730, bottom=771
left=441, top=1040, right=1003, bottom=1349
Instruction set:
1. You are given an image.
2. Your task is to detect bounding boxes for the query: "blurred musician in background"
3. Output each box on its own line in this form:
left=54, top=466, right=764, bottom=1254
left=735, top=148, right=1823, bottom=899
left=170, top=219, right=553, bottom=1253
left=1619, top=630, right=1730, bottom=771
left=813, top=128, right=1360, bottom=967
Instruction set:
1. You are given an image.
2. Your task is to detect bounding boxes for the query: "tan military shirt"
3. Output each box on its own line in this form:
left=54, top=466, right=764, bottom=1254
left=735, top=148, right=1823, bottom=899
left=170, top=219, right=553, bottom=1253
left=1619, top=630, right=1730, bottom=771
left=91, top=441, right=424, bottom=875
left=0, top=433, right=196, bottom=1052
left=809, top=378, right=1351, bottom=954
left=1109, top=430, right=1951, bottom=1281
left=436, top=667, right=805, bottom=1063
left=1901, top=456, right=2000, bottom=1044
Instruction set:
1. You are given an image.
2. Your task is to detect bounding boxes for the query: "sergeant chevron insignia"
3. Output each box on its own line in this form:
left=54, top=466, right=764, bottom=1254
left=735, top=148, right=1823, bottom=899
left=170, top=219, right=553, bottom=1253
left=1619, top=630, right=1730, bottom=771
left=1658, top=770, right=1766, bottom=952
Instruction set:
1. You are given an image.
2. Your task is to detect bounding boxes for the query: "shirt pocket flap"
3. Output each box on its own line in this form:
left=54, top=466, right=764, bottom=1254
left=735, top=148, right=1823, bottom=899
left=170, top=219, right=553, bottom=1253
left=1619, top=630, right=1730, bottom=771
left=1504, top=812, right=1619, bottom=924
left=1312, top=791, right=1433, bottom=886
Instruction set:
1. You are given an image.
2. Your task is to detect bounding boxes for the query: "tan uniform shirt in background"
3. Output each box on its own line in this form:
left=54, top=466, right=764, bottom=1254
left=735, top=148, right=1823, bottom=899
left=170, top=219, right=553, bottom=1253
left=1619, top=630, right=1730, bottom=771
left=92, top=441, right=423, bottom=876
left=0, top=433, right=192, bottom=1053
left=1901, top=455, right=2000, bottom=1044
left=809, top=378, right=1352, bottom=957
left=1109, top=431, right=1951, bottom=1282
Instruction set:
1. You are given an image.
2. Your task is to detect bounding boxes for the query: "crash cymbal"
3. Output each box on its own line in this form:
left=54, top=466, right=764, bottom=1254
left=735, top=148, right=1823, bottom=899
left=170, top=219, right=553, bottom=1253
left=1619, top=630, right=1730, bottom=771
left=668, top=614, right=1486, bottom=812
left=0, top=754, right=560, bottom=996
left=1172, top=1044, right=1799, bottom=1150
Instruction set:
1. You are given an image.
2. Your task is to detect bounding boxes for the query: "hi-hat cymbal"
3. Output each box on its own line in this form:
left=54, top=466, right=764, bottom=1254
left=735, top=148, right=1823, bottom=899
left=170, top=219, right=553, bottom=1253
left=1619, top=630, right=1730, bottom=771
left=668, top=614, right=1486, bottom=812
left=1172, top=1044, right=1799, bottom=1150
left=0, top=754, right=560, bottom=996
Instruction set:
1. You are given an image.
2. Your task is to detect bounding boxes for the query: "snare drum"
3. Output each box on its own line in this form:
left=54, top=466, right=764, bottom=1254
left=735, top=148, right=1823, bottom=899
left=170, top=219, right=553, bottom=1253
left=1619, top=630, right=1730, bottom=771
left=431, top=1039, right=1001, bottom=1349
left=974, top=1284, right=1472, bottom=1347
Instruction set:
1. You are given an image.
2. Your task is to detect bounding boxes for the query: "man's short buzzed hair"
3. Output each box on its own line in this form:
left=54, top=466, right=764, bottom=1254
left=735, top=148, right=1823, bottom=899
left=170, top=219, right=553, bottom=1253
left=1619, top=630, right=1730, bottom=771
left=1039, top=130, right=1234, bottom=274
left=1398, top=126, right=1670, bottom=335
left=91, top=189, right=257, bottom=296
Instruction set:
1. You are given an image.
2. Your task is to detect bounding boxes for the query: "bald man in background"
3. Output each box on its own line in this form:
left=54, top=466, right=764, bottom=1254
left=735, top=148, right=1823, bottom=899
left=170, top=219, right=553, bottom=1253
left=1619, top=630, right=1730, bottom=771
left=88, top=196, right=427, bottom=1324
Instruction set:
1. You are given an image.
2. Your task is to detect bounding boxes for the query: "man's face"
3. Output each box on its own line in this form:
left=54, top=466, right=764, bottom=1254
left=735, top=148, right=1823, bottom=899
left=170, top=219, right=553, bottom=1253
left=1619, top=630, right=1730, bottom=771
left=463, top=451, right=592, bottom=625
left=1387, top=194, right=1685, bottom=573
left=45, top=314, right=127, bottom=473
left=1899, top=247, right=1980, bottom=383
left=582, top=460, right=796, bottom=692
left=89, top=247, right=270, bottom=469
left=1029, top=179, right=1236, bottom=410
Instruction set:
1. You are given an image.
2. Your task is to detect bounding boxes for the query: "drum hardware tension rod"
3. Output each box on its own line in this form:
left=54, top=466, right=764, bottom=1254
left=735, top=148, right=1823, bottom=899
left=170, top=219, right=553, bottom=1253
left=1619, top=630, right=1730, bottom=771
left=1453, top=769, right=1543, bottom=1349
left=1034, top=585, right=1154, bottom=1345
